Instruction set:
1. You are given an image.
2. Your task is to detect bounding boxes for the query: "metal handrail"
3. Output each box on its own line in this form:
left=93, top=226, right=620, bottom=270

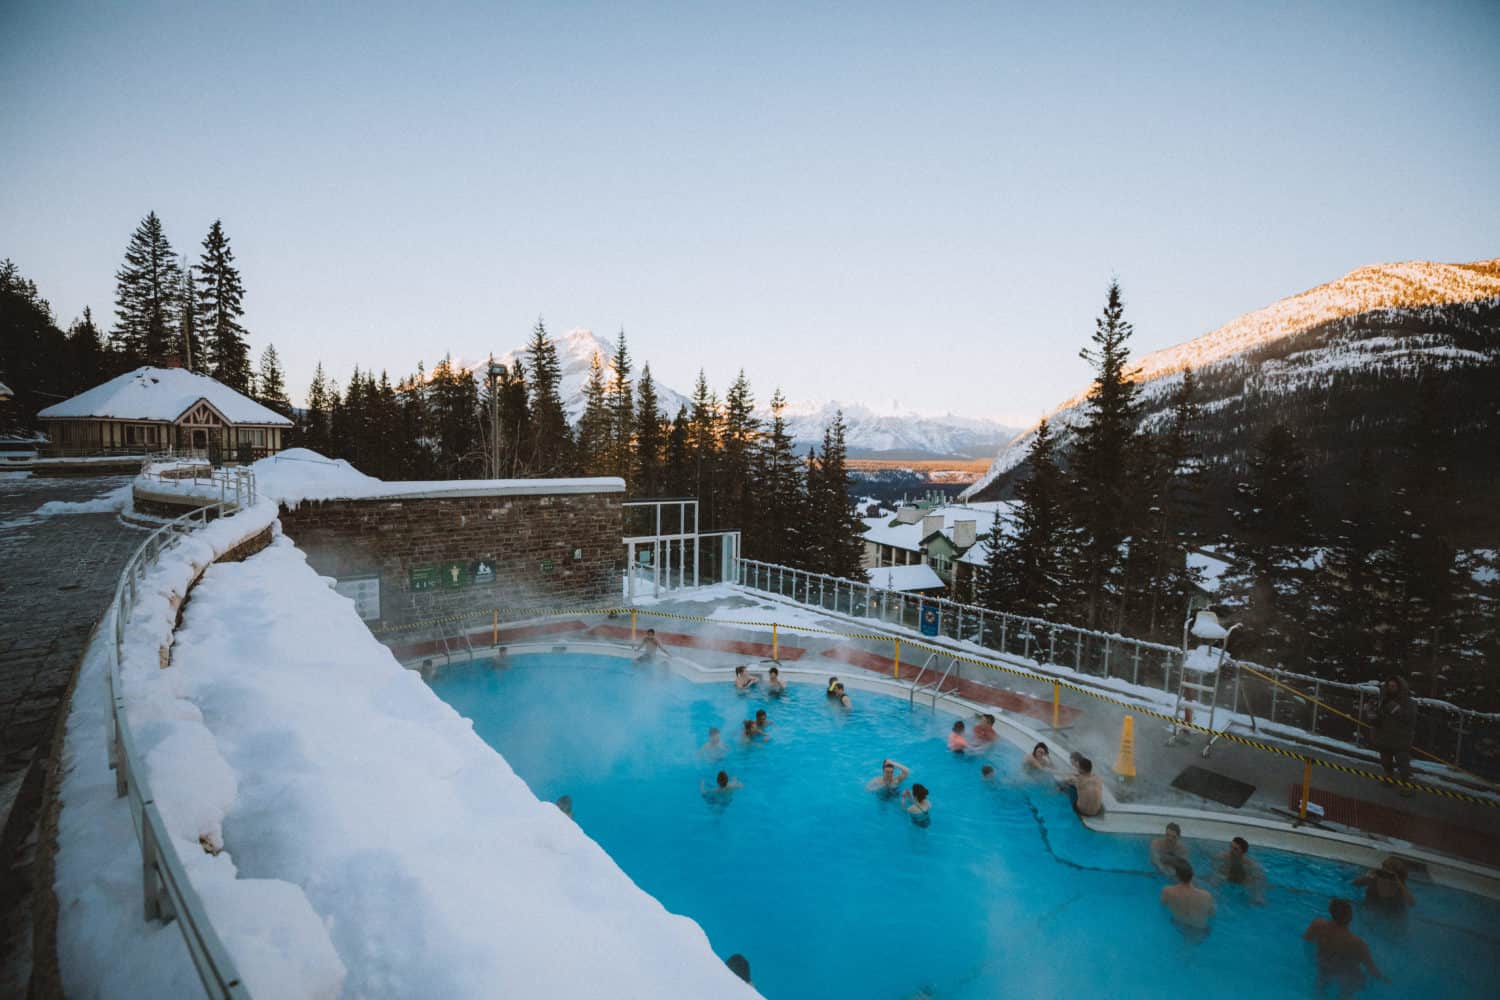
left=908, top=651, right=940, bottom=706
left=104, top=500, right=252, bottom=998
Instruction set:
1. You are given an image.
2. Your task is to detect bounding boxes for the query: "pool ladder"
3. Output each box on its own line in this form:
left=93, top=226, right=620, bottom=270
left=909, top=651, right=959, bottom=708
left=435, top=620, right=477, bottom=665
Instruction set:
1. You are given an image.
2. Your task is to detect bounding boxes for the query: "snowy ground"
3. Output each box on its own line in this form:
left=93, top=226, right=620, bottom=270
left=55, top=508, right=756, bottom=998
left=0, top=480, right=131, bottom=530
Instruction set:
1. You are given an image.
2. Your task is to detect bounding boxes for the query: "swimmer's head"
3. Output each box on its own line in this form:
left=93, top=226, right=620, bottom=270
left=1077, top=757, right=1093, bottom=774
left=952, top=720, right=965, bottom=733
left=708, top=727, right=720, bottom=739
left=769, top=666, right=779, bottom=676
left=735, top=665, right=746, bottom=675
left=1232, top=837, right=1249, bottom=855
left=1329, top=898, right=1354, bottom=926
left=829, top=676, right=839, bottom=687
left=743, top=719, right=756, bottom=734
left=1173, top=859, right=1194, bottom=884
left=911, top=783, right=929, bottom=803
left=1033, top=742, right=1049, bottom=757
left=717, top=770, right=729, bottom=788
left=981, top=765, right=995, bottom=778
left=1070, top=751, right=1084, bottom=766
left=882, top=760, right=895, bottom=774
left=982, top=714, right=996, bottom=725
left=646, top=629, right=655, bottom=636
left=1165, top=822, right=1182, bottom=839
left=755, top=710, right=767, bottom=723
left=1380, top=857, right=1408, bottom=881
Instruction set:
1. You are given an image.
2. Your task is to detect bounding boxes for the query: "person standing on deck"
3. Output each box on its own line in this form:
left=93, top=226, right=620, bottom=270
left=1371, top=675, right=1417, bottom=795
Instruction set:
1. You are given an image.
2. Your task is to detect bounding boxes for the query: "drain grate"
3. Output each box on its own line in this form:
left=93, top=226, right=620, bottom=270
left=1170, top=765, right=1256, bottom=808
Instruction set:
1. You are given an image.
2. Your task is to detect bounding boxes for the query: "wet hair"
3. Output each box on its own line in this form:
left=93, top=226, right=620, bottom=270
left=755, top=709, right=767, bottom=721
left=646, top=629, right=655, bottom=636
left=1077, top=757, right=1093, bottom=774
left=1033, top=742, right=1049, bottom=756
left=1166, top=822, right=1182, bottom=836
left=726, top=953, right=752, bottom=984
left=911, top=783, right=929, bottom=803
left=1232, top=837, right=1249, bottom=854
left=735, top=665, right=746, bottom=674
left=981, top=765, right=995, bottom=777
left=982, top=714, right=996, bottom=725
left=743, top=719, right=757, bottom=735
left=769, top=665, right=779, bottom=675
left=829, top=676, right=839, bottom=687
left=716, top=770, right=729, bottom=788
left=1173, top=859, right=1194, bottom=884
left=1329, top=898, right=1354, bottom=925
left=1069, top=751, right=1084, bottom=766
left=952, top=720, right=966, bottom=733
left=882, top=759, right=895, bottom=771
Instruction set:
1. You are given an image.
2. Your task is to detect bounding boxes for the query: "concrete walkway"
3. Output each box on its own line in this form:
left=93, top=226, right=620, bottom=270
left=0, top=473, right=141, bottom=997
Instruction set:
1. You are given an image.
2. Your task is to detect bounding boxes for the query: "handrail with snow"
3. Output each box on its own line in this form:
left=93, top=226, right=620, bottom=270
left=104, top=500, right=251, bottom=999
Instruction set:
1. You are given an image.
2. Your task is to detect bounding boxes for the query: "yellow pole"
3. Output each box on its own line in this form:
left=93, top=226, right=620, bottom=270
left=492, top=609, right=498, bottom=646
left=1299, top=759, right=1312, bottom=821
left=772, top=624, right=779, bottom=661
left=893, top=638, right=901, bottom=678
left=631, top=609, right=638, bottom=642
left=1052, top=681, right=1060, bottom=729
left=1113, top=715, right=1136, bottom=781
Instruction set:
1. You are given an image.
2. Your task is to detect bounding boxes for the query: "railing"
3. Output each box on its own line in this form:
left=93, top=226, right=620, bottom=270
left=735, top=559, right=1500, bottom=779
left=104, top=501, right=250, bottom=998
left=138, top=461, right=257, bottom=509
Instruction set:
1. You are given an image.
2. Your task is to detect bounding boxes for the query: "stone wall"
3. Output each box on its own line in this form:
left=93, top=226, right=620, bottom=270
left=277, top=488, right=623, bottom=629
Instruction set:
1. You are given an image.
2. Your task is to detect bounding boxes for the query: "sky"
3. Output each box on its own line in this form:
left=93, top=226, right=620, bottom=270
left=3, top=1, right=1498, bottom=422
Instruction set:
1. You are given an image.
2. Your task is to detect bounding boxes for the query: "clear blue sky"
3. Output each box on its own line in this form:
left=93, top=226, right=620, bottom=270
left=3, top=1, right=1497, bottom=421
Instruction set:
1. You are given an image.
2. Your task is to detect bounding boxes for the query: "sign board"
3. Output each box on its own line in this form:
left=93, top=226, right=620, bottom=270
left=540, top=558, right=555, bottom=573
left=471, top=560, right=496, bottom=586
left=440, top=561, right=468, bottom=589
left=409, top=566, right=439, bottom=591
left=334, top=576, right=381, bottom=621
left=920, top=604, right=940, bottom=637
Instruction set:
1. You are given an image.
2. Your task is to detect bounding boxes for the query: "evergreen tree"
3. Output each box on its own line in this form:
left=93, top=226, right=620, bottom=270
left=663, top=405, right=693, bottom=498
left=0, top=259, right=72, bottom=426
left=525, top=319, right=572, bottom=474
left=977, top=418, right=1075, bottom=619
left=256, top=344, right=291, bottom=417
left=632, top=364, right=664, bottom=496
left=498, top=359, right=531, bottom=477
left=1225, top=424, right=1315, bottom=669
left=747, top=389, right=806, bottom=566
left=575, top=352, right=612, bottom=474
left=429, top=355, right=481, bottom=477
left=687, top=371, right=721, bottom=526
left=607, top=329, right=634, bottom=480
left=1069, top=279, right=1144, bottom=629
left=806, top=411, right=865, bottom=578
left=719, top=370, right=760, bottom=532
left=398, top=366, right=437, bottom=479
left=66, top=307, right=106, bottom=390
left=111, top=211, right=181, bottom=366
left=197, top=220, right=252, bottom=392
left=178, top=260, right=199, bottom=370
left=303, top=362, right=332, bottom=453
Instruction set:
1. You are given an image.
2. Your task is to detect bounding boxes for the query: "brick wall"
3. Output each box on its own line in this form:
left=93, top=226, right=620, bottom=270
left=277, top=489, right=623, bottom=628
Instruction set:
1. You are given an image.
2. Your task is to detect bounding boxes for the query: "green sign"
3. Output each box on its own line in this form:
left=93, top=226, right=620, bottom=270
left=540, top=558, right=555, bottom=573
left=439, top=561, right=468, bottom=589
left=410, top=566, right=439, bottom=591
left=471, top=560, right=496, bottom=586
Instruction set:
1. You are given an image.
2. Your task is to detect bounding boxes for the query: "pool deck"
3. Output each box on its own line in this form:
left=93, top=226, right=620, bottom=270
left=389, top=587, right=1500, bottom=891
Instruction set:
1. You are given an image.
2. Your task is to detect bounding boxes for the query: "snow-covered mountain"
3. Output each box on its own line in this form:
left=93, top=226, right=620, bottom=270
left=962, top=257, right=1500, bottom=499
left=447, top=328, right=1015, bottom=457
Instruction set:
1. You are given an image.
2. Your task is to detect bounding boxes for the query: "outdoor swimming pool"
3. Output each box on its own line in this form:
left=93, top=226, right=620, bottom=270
left=428, top=651, right=1500, bottom=1000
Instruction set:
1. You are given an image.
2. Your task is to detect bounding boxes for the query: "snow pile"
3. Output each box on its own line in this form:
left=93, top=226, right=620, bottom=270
left=37, top=366, right=291, bottom=426
left=0, top=481, right=132, bottom=529
left=56, top=502, right=345, bottom=998
left=157, top=537, right=757, bottom=998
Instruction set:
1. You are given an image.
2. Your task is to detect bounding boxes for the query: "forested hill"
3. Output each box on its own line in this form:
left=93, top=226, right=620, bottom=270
left=966, top=262, right=1500, bottom=541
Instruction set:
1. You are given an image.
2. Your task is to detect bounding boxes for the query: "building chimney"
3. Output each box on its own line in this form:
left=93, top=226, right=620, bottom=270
left=954, top=520, right=977, bottom=549
left=921, top=514, right=944, bottom=539
left=896, top=505, right=921, bottom=524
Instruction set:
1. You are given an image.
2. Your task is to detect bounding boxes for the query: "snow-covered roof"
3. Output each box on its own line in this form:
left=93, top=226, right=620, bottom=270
left=863, top=501, right=1014, bottom=554
left=867, top=563, right=946, bottom=592
left=37, top=367, right=292, bottom=426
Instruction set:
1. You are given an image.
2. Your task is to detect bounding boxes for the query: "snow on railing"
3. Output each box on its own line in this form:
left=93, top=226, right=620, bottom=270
left=138, top=461, right=258, bottom=508
left=735, top=559, right=1500, bottom=779
left=104, top=500, right=253, bottom=999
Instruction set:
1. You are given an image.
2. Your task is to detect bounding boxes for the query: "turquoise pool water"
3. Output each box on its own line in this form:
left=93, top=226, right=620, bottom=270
left=428, top=652, right=1500, bottom=999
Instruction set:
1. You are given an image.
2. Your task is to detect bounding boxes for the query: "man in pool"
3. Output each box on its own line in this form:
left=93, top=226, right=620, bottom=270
left=734, top=664, right=758, bottom=689
left=699, top=727, right=725, bottom=757
left=1160, top=858, right=1215, bottom=932
left=1056, top=756, right=1103, bottom=816
left=866, top=758, right=910, bottom=796
left=741, top=718, right=769, bottom=743
left=973, top=713, right=999, bottom=744
left=634, top=628, right=668, bottom=663
left=766, top=665, right=786, bottom=695
left=1213, top=836, right=1266, bottom=903
left=754, top=708, right=772, bottom=731
left=947, top=720, right=969, bottom=753
left=700, top=770, right=743, bottom=799
left=1151, top=822, right=1190, bottom=876
left=1302, top=898, right=1387, bottom=996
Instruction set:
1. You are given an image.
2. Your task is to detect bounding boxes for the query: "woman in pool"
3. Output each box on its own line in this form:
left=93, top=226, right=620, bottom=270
left=766, top=665, right=785, bottom=695
left=1353, top=857, right=1415, bottom=914
left=865, top=758, right=910, bottom=796
left=1024, top=742, right=1053, bottom=771
left=827, top=678, right=852, bottom=709
left=947, top=720, right=969, bottom=753
left=741, top=718, right=769, bottom=743
left=734, top=664, right=758, bottom=690
left=902, top=783, right=932, bottom=826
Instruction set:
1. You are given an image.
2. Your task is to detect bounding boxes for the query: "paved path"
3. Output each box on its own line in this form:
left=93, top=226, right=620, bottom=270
left=0, top=472, right=141, bottom=998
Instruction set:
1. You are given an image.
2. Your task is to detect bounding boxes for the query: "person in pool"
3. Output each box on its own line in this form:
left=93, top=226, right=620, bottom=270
left=700, top=770, right=743, bottom=799
left=902, top=783, right=932, bottom=825
left=1353, top=857, right=1415, bottom=914
left=734, top=664, right=758, bottom=690
left=1212, top=837, right=1266, bottom=903
left=1160, top=858, right=1215, bottom=932
left=766, top=665, right=786, bottom=695
left=1302, top=898, right=1387, bottom=996
left=635, top=629, right=668, bottom=663
left=866, top=758, right=911, bottom=795
left=1151, top=822, right=1190, bottom=877
left=699, top=727, right=725, bottom=758
left=741, top=718, right=769, bottom=743
left=973, top=713, right=999, bottom=744
left=947, top=720, right=969, bottom=753
left=1056, top=757, right=1103, bottom=817
left=754, top=708, right=772, bottom=731
left=1024, top=742, right=1054, bottom=772
left=827, top=678, right=852, bottom=708
left=980, top=764, right=996, bottom=782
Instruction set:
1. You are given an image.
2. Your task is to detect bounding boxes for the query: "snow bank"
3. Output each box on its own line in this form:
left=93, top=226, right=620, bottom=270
left=163, top=537, right=757, bottom=998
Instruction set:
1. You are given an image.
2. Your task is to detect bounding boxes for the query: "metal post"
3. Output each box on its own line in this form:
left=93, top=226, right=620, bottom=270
left=1310, top=680, right=1321, bottom=734
left=1074, top=632, right=1083, bottom=670
left=141, top=818, right=163, bottom=921
left=1102, top=637, right=1111, bottom=679
left=772, top=624, right=779, bottom=661
left=1052, top=682, right=1061, bottom=729
left=1048, top=630, right=1056, bottom=666
left=893, top=638, right=901, bottom=678
left=492, top=610, right=498, bottom=646
left=1355, top=688, right=1365, bottom=747
left=1131, top=644, right=1141, bottom=686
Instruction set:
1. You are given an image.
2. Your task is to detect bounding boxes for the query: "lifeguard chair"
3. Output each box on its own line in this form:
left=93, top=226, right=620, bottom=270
left=1169, top=610, right=1239, bottom=754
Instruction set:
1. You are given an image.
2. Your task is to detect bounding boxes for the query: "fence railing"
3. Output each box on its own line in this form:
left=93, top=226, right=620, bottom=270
left=104, top=501, right=251, bottom=998
left=735, top=559, right=1500, bottom=780
left=138, top=460, right=258, bottom=509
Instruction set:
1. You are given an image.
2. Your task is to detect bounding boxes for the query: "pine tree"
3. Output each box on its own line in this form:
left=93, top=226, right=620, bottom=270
left=498, top=359, right=531, bottom=477
left=688, top=371, right=721, bottom=525
left=1069, top=279, right=1144, bottom=629
left=747, top=389, right=806, bottom=566
left=575, top=352, right=612, bottom=474
left=256, top=344, right=291, bottom=417
left=196, top=220, right=252, bottom=392
left=633, top=364, right=664, bottom=495
left=526, top=319, right=572, bottom=474
left=111, top=211, right=181, bottom=366
left=977, top=418, right=1074, bottom=619
left=663, top=405, right=693, bottom=498
left=398, top=366, right=437, bottom=479
left=607, top=329, right=634, bottom=480
left=0, top=259, right=73, bottom=426
left=806, top=411, right=865, bottom=578
left=66, top=307, right=106, bottom=392
left=429, top=355, right=481, bottom=477
left=719, top=370, right=760, bottom=532
left=178, top=260, right=199, bottom=370
left=304, top=362, right=332, bottom=453
left=1225, top=424, right=1314, bottom=669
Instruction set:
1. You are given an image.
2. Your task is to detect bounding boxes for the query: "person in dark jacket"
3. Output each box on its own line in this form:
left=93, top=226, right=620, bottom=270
left=1372, top=675, right=1417, bottom=791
